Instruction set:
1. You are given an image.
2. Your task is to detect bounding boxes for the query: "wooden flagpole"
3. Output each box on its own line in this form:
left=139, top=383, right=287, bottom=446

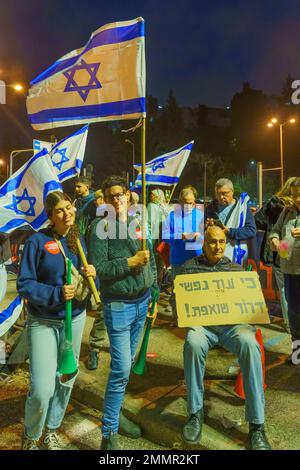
left=167, top=184, right=177, bottom=204
left=141, top=116, right=147, bottom=250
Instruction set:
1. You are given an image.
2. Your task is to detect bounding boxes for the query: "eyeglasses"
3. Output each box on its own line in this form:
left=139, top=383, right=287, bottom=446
left=106, top=192, right=126, bottom=202
left=216, top=190, right=232, bottom=197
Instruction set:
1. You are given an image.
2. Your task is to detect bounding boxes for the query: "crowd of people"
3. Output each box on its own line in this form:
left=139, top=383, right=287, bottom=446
left=1, top=173, right=299, bottom=451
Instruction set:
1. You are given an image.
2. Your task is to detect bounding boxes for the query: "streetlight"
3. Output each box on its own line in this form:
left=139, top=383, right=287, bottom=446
left=0, top=80, right=25, bottom=104
left=267, top=117, right=296, bottom=186
left=12, top=84, right=24, bottom=92
left=0, top=159, right=9, bottom=180
left=124, top=138, right=135, bottom=183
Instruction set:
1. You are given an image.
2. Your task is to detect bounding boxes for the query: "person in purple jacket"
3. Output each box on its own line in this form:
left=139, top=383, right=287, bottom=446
left=18, top=191, right=96, bottom=450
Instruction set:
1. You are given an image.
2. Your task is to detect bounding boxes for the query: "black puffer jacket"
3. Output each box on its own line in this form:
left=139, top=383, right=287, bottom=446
left=255, top=196, right=286, bottom=266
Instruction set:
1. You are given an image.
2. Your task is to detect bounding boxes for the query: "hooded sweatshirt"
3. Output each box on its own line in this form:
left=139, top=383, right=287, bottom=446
left=17, top=228, right=88, bottom=319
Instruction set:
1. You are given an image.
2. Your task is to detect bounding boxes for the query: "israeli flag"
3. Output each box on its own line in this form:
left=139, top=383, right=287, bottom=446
left=0, top=148, right=62, bottom=233
left=135, top=141, right=194, bottom=186
left=225, top=192, right=250, bottom=265
left=27, top=18, right=145, bottom=130
left=0, top=296, right=24, bottom=337
left=49, top=125, right=88, bottom=182
left=33, top=139, right=52, bottom=155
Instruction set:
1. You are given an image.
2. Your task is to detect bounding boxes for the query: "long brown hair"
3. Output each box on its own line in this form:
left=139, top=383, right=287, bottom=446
left=275, top=177, right=298, bottom=208
left=45, top=191, right=79, bottom=254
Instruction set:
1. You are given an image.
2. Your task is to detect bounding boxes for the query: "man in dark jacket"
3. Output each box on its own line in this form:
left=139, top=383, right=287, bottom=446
left=205, top=178, right=256, bottom=266
left=74, top=176, right=95, bottom=237
left=181, top=225, right=271, bottom=450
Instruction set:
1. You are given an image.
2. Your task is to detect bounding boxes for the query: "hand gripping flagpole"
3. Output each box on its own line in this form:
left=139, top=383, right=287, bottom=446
left=76, top=238, right=100, bottom=305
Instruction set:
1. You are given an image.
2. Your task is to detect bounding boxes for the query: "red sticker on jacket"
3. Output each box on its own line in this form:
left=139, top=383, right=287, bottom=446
left=136, top=227, right=142, bottom=240
left=44, top=241, right=60, bottom=255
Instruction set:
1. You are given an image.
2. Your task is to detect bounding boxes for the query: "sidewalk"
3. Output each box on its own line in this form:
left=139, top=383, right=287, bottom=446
left=1, top=283, right=299, bottom=450
left=73, top=296, right=299, bottom=450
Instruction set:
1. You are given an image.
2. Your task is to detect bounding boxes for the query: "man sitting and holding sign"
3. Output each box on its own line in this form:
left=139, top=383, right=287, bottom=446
left=176, top=226, right=271, bottom=450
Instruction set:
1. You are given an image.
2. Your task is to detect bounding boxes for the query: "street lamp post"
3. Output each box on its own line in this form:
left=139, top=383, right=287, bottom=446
left=0, top=80, right=24, bottom=104
left=10, top=149, right=34, bottom=176
left=125, top=138, right=135, bottom=184
left=203, top=161, right=207, bottom=205
left=267, top=118, right=296, bottom=187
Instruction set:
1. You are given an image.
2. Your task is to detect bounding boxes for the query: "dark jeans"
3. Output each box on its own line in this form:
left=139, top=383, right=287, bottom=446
left=284, top=274, right=300, bottom=343
left=89, top=305, right=106, bottom=352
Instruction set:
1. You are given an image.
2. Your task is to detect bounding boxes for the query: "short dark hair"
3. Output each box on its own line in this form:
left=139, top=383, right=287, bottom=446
left=102, top=175, right=128, bottom=194
left=75, top=176, right=91, bottom=187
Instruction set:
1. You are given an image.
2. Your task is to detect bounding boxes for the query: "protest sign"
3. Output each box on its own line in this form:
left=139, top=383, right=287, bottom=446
left=174, top=271, right=270, bottom=327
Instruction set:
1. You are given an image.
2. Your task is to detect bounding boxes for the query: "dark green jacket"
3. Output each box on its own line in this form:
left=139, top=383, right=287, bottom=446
left=88, top=216, right=157, bottom=301
left=75, top=192, right=95, bottom=237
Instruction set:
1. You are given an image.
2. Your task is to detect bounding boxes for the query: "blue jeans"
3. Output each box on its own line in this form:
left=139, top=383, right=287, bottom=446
left=273, top=266, right=289, bottom=328
left=24, top=311, right=86, bottom=440
left=102, top=296, right=150, bottom=438
left=184, top=324, right=265, bottom=424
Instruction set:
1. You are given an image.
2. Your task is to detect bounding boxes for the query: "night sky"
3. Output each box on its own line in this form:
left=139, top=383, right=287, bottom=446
left=1, top=0, right=300, bottom=107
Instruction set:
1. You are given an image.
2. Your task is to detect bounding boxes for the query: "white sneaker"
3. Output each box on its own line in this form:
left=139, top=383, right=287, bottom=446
left=43, top=429, right=63, bottom=450
left=22, top=437, right=39, bottom=450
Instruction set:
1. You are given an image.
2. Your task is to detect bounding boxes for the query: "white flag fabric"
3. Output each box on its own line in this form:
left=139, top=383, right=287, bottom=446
left=0, top=126, right=88, bottom=233
left=33, top=139, right=52, bottom=155
left=134, top=141, right=194, bottom=186
left=27, top=18, right=146, bottom=130
left=49, top=125, right=88, bottom=182
left=0, top=296, right=24, bottom=337
left=0, top=148, right=62, bottom=233
left=225, top=192, right=250, bottom=265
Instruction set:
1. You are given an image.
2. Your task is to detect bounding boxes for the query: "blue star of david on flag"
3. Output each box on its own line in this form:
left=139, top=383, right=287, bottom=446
left=5, top=188, right=36, bottom=217
left=233, top=243, right=247, bottom=265
left=63, top=59, right=102, bottom=102
left=51, top=147, right=69, bottom=171
left=151, top=156, right=169, bottom=173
